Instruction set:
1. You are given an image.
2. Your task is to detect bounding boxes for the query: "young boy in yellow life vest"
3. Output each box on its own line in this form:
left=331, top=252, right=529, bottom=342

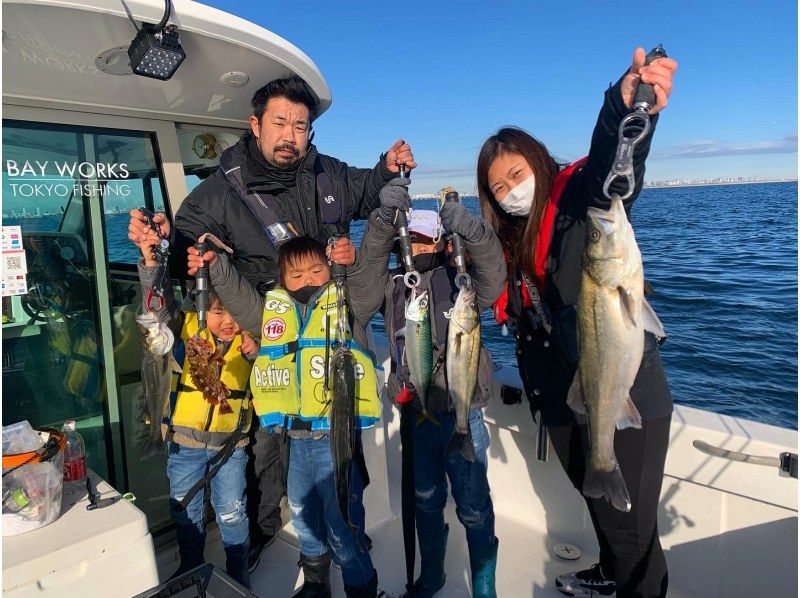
left=129, top=213, right=258, bottom=588
left=188, top=236, right=383, bottom=598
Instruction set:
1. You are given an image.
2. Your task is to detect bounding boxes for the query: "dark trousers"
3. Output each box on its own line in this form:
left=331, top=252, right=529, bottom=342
left=245, top=423, right=287, bottom=544
left=549, top=415, right=671, bottom=598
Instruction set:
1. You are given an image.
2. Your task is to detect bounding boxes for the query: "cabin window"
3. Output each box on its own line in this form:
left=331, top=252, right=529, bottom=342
left=175, top=124, right=243, bottom=192
left=1, top=120, right=167, bottom=481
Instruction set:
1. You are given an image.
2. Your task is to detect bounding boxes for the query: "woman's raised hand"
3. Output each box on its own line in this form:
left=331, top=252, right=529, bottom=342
left=621, top=47, right=678, bottom=115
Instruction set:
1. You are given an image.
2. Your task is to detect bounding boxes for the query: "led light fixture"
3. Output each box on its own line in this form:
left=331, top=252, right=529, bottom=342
left=127, top=23, right=185, bottom=81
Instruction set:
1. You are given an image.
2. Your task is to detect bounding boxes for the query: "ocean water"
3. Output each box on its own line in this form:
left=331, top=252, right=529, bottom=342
left=5, top=182, right=797, bottom=429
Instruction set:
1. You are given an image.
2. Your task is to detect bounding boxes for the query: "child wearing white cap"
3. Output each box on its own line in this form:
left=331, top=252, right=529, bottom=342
left=347, top=178, right=507, bottom=597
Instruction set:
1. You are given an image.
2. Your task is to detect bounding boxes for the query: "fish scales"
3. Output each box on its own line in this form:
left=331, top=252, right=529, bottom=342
left=186, top=334, right=233, bottom=414
left=568, top=196, right=664, bottom=513
left=135, top=311, right=173, bottom=458
left=329, top=344, right=356, bottom=525
left=404, top=290, right=437, bottom=425
left=446, top=284, right=481, bottom=461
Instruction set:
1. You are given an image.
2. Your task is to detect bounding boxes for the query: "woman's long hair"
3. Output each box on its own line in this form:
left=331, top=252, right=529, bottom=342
left=476, top=127, right=560, bottom=279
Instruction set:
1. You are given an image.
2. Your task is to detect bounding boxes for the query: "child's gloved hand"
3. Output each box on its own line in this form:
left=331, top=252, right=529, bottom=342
left=377, top=177, right=412, bottom=225
left=440, top=202, right=485, bottom=242
left=239, top=330, right=259, bottom=359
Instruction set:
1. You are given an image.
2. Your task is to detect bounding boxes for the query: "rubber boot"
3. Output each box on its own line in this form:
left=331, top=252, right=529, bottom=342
left=343, top=568, right=379, bottom=597
left=401, top=524, right=449, bottom=598
left=468, top=537, right=498, bottom=598
left=292, top=552, right=332, bottom=598
left=224, top=542, right=251, bottom=589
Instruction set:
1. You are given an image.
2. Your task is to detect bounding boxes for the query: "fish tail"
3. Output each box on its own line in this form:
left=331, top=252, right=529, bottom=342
left=218, top=399, right=233, bottom=415
left=415, top=409, right=440, bottom=427
left=583, top=463, right=631, bottom=513
left=446, top=431, right=476, bottom=463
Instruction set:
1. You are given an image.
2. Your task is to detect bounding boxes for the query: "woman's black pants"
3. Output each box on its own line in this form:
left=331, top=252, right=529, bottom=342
left=548, top=415, right=671, bottom=598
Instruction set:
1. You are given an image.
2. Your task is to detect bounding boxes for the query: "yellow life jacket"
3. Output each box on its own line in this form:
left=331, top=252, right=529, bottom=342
left=250, top=284, right=381, bottom=431
left=168, top=312, right=253, bottom=440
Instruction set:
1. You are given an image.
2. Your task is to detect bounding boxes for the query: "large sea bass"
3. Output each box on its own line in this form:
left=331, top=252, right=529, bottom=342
left=568, top=196, right=665, bottom=512
left=405, top=290, right=437, bottom=425
left=446, top=284, right=480, bottom=462
left=135, top=310, right=174, bottom=458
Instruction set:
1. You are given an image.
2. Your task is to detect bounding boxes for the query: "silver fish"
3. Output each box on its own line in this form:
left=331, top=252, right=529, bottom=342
left=329, top=342, right=356, bottom=526
left=135, top=311, right=174, bottom=458
left=446, top=284, right=481, bottom=462
left=404, top=290, right=437, bottom=426
left=567, top=197, right=665, bottom=512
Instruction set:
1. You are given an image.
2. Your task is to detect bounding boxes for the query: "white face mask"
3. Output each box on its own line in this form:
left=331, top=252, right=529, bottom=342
left=498, top=174, right=536, bottom=217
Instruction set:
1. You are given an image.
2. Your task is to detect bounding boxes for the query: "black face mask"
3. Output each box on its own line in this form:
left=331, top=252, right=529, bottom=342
left=287, top=284, right=322, bottom=305
left=412, top=251, right=445, bottom=273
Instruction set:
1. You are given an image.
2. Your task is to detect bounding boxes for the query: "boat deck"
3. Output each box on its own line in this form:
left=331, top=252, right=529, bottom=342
left=155, top=505, right=696, bottom=597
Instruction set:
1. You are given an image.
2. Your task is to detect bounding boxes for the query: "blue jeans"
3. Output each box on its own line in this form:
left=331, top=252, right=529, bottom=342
left=167, top=443, right=249, bottom=570
left=287, top=435, right=374, bottom=587
left=413, top=408, right=495, bottom=550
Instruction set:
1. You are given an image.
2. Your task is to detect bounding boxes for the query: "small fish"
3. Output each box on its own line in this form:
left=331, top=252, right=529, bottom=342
left=446, top=284, right=481, bottom=462
left=405, top=290, right=437, bottom=426
left=329, top=342, right=356, bottom=525
left=135, top=311, right=174, bottom=458
left=568, top=196, right=665, bottom=512
left=185, top=334, right=233, bottom=414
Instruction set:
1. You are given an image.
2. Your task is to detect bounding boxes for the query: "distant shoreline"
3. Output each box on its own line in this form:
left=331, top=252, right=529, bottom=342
left=408, top=179, right=798, bottom=200
left=644, top=179, right=797, bottom=190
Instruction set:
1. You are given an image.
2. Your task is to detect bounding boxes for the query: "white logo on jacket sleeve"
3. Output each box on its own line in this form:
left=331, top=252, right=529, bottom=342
left=264, top=298, right=291, bottom=314
left=263, top=318, right=286, bottom=340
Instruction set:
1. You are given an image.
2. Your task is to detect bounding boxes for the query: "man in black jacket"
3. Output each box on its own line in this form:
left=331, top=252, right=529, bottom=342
left=164, top=75, right=416, bottom=573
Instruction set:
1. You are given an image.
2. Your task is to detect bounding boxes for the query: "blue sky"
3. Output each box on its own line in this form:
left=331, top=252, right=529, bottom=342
left=215, top=2, right=794, bottom=194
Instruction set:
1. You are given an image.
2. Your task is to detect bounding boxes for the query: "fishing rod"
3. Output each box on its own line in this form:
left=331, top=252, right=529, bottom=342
left=193, top=239, right=209, bottom=330
left=603, top=44, right=668, bottom=201
left=395, top=165, right=420, bottom=289
left=437, top=187, right=472, bottom=290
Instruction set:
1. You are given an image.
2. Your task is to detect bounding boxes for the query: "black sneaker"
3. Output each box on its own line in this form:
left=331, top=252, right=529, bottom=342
left=248, top=533, right=278, bottom=573
left=555, top=563, right=616, bottom=596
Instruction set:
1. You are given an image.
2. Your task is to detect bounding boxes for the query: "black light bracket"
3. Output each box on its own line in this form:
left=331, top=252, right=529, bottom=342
left=127, top=0, right=185, bottom=81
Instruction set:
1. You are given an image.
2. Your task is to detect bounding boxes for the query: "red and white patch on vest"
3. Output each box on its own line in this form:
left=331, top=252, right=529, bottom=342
left=263, top=317, right=286, bottom=340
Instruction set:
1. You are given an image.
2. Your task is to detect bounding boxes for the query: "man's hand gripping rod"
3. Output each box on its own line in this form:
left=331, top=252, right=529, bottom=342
left=395, top=165, right=421, bottom=289
left=437, top=188, right=472, bottom=289
left=603, top=44, right=668, bottom=201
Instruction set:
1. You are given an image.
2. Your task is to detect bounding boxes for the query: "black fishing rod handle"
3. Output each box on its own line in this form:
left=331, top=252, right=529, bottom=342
left=633, top=44, right=669, bottom=111
left=194, top=241, right=209, bottom=327
left=395, top=164, right=417, bottom=273
left=329, top=237, right=348, bottom=280
left=439, top=190, right=468, bottom=271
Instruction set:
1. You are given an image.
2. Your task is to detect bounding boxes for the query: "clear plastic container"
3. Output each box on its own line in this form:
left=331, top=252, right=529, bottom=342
left=63, top=420, right=87, bottom=487
left=2, top=427, right=65, bottom=536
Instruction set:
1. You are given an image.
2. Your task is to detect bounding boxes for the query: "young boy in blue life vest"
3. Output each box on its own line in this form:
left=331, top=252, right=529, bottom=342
left=187, top=236, right=383, bottom=598
left=346, top=179, right=506, bottom=598
left=129, top=214, right=258, bottom=588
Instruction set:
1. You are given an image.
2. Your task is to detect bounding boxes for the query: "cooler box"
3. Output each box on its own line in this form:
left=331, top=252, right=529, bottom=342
left=2, top=470, right=159, bottom=597
left=134, top=564, right=258, bottom=597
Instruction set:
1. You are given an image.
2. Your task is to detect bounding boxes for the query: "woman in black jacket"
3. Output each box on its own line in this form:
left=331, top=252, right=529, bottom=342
left=476, top=48, right=677, bottom=598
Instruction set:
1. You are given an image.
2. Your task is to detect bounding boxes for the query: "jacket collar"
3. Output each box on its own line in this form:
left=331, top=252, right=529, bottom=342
left=236, top=131, right=318, bottom=193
